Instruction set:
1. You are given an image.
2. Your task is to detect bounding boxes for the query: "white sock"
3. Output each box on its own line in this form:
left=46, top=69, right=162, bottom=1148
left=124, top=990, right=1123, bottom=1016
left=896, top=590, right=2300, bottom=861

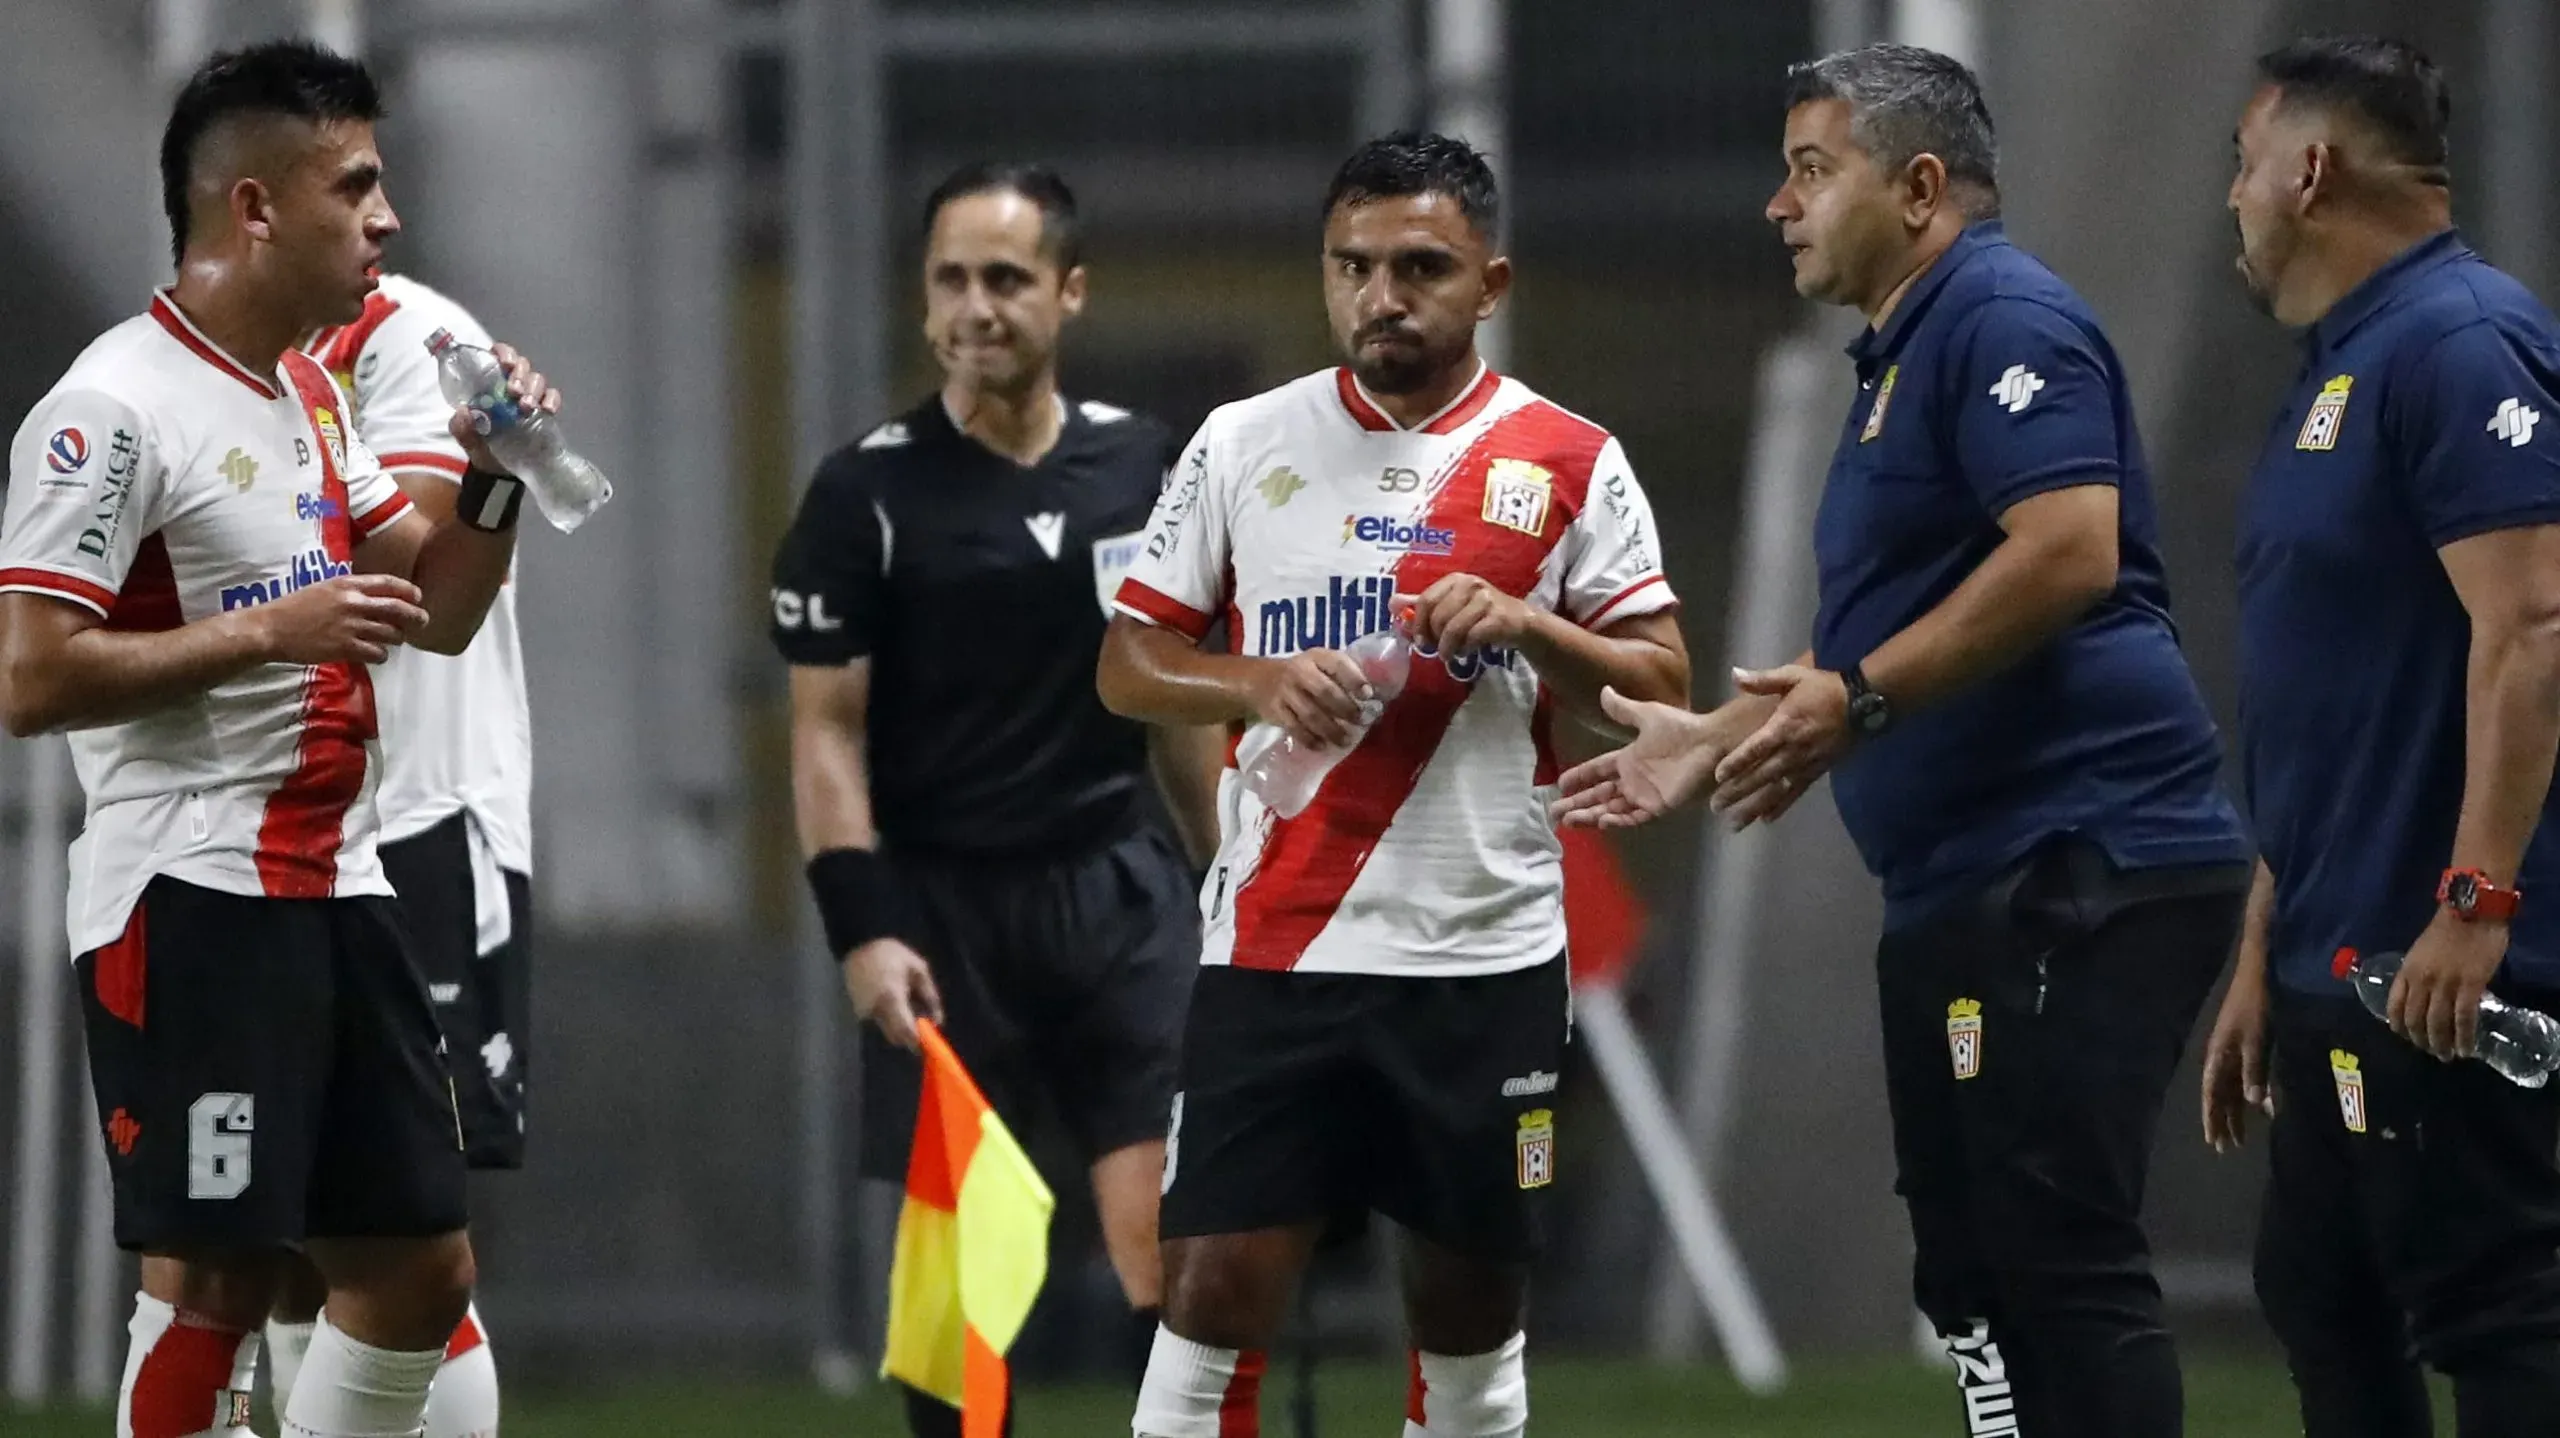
left=422, top=1305, right=499, bottom=1438
left=118, top=1292, right=260, bottom=1438
left=1402, top=1332, right=1528, bottom=1438
left=1131, top=1324, right=1264, bottom=1438
left=266, top=1318, right=317, bottom=1413
left=281, top=1314, right=446, bottom=1438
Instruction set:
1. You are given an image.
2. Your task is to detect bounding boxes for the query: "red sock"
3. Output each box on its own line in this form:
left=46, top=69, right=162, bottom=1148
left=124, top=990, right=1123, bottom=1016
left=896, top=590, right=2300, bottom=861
left=120, top=1293, right=259, bottom=1438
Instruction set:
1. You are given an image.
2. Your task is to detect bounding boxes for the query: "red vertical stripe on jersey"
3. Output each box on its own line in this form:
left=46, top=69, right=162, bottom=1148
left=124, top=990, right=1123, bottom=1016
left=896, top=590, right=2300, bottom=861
left=314, top=290, right=402, bottom=377
left=257, top=355, right=381, bottom=898
left=1228, top=399, right=1608, bottom=970
left=93, top=898, right=147, bottom=1029
left=1219, top=1349, right=1267, bottom=1437
left=104, top=535, right=183, bottom=632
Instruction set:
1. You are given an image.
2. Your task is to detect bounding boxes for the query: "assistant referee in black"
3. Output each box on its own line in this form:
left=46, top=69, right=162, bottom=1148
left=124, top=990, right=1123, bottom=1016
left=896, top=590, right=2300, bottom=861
left=770, top=162, right=1221, bottom=1438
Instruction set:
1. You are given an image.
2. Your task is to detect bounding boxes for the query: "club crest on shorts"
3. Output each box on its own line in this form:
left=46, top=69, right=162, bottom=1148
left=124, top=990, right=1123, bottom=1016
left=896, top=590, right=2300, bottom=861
left=1946, top=998, right=1984, bottom=1080
left=1482, top=458, right=1552, bottom=536
left=1515, top=1108, right=1555, bottom=1189
left=1861, top=364, right=1899, bottom=443
left=2330, top=1049, right=2367, bottom=1134
left=2297, top=374, right=2353, bottom=451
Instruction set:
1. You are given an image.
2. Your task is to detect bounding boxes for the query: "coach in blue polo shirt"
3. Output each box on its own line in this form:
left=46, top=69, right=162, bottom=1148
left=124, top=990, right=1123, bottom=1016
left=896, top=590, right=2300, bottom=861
left=2198, top=38, right=2560, bottom=1438
left=1555, top=44, right=2249, bottom=1438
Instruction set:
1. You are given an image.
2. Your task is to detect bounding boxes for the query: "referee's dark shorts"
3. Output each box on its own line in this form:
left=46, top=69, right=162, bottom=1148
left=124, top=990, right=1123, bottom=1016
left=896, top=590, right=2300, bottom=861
left=1878, top=838, right=2245, bottom=1438
left=857, top=821, right=1197, bottom=1183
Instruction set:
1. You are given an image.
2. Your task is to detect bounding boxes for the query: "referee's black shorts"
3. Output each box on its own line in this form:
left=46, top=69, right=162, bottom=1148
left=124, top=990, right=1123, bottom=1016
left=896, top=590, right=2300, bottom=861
left=857, top=823, right=1196, bottom=1181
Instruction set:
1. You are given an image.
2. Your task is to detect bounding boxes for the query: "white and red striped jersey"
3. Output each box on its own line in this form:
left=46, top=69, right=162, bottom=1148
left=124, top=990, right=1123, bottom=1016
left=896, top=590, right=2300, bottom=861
left=311, top=275, right=533, bottom=884
left=1115, top=365, right=1677, bottom=976
left=0, top=291, right=415, bottom=955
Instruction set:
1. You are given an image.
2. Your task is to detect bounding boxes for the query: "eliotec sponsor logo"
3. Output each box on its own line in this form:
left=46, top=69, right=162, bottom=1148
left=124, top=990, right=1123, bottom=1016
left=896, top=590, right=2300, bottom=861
left=1342, top=512, right=1456, bottom=555
left=219, top=548, right=352, bottom=611
left=1257, top=574, right=1516, bottom=680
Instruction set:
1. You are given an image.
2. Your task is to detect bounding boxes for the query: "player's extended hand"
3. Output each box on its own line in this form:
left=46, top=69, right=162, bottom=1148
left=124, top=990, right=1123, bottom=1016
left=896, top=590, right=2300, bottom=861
left=251, top=574, right=428, bottom=666
left=447, top=342, right=565, bottom=476
left=842, top=937, right=945, bottom=1053
left=1409, top=573, right=1535, bottom=659
left=2387, top=910, right=2511, bottom=1061
left=1249, top=649, right=1373, bottom=750
left=1552, top=688, right=1735, bottom=831
left=1709, top=665, right=1851, bottom=829
left=2201, top=966, right=2275, bottom=1153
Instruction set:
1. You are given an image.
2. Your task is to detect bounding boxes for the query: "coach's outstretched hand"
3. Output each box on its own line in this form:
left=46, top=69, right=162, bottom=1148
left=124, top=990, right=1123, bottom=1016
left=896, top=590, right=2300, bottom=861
left=1551, top=687, right=1727, bottom=831
left=842, top=937, right=945, bottom=1053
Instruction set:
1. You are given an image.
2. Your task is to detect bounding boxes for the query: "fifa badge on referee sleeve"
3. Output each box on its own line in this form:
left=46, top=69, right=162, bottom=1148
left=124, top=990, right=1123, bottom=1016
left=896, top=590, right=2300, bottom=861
left=2297, top=374, right=2354, bottom=451
left=1946, top=998, right=1984, bottom=1080
left=2330, top=1050, right=2368, bottom=1134
left=1515, top=1109, right=1555, bottom=1189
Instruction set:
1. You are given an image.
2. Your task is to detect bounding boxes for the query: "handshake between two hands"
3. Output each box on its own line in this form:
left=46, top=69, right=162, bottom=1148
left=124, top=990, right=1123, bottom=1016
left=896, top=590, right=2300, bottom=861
left=1549, top=663, right=1858, bottom=834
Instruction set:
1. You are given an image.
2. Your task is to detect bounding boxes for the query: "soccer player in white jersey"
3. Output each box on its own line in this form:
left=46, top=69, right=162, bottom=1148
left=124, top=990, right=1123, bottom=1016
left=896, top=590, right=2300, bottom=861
left=254, top=275, right=534, bottom=1438
left=0, top=42, right=563, bottom=1438
left=1098, top=132, right=1690, bottom=1438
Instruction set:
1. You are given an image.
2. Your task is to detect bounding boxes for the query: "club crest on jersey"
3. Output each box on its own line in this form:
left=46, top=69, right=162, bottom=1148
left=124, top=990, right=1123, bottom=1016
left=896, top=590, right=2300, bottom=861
left=1947, top=998, right=1984, bottom=1080
left=1482, top=458, right=1552, bottom=536
left=312, top=407, right=348, bottom=472
left=1861, top=364, right=1899, bottom=443
left=2330, top=1049, right=2367, bottom=1134
left=45, top=427, right=89, bottom=475
left=2297, top=375, right=2353, bottom=452
left=1516, top=1109, right=1555, bottom=1189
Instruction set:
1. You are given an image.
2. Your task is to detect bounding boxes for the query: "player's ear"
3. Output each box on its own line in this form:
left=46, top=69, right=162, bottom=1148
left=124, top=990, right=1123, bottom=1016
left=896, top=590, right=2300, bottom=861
left=1478, top=253, right=1513, bottom=322
left=1058, top=263, right=1089, bottom=320
left=232, top=176, right=277, bottom=245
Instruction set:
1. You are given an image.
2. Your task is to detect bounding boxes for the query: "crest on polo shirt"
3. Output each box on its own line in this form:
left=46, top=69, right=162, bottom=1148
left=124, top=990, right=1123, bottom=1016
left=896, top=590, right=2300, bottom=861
left=2297, top=374, right=2353, bottom=452
left=2331, top=1049, right=2367, bottom=1134
left=1861, top=364, right=1900, bottom=443
left=1947, top=998, right=1984, bottom=1080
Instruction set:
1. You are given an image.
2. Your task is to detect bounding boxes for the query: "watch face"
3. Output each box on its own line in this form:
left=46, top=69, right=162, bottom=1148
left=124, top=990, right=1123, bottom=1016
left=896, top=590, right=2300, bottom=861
left=1852, top=693, right=1890, bottom=733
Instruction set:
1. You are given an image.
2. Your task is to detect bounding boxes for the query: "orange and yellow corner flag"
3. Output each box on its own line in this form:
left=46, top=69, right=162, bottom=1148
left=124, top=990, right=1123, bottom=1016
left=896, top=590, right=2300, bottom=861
left=882, top=1019, right=1056, bottom=1438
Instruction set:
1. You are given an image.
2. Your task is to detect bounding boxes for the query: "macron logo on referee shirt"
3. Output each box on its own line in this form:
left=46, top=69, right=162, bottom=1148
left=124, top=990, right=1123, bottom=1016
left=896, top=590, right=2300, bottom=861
left=2490, top=396, right=2542, bottom=448
left=1989, top=365, right=2045, bottom=414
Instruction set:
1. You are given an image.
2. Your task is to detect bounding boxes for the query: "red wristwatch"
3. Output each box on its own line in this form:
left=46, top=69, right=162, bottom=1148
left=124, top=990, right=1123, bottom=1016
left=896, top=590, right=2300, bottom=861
left=2439, top=867, right=2523, bottom=922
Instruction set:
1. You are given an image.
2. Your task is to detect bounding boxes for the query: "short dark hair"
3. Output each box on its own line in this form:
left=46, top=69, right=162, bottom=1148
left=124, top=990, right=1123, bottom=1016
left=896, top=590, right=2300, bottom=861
left=160, top=40, right=382, bottom=265
left=1784, top=44, right=1999, bottom=212
left=1323, top=131, right=1501, bottom=241
left=2256, top=36, right=2452, bottom=179
left=921, top=161, right=1084, bottom=271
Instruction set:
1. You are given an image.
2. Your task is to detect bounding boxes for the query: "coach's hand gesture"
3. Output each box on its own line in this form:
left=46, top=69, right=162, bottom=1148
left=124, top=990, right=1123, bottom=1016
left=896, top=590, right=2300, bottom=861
left=254, top=574, right=429, bottom=666
left=843, top=937, right=945, bottom=1053
left=1251, top=650, right=1373, bottom=750
left=1711, top=664, right=1850, bottom=828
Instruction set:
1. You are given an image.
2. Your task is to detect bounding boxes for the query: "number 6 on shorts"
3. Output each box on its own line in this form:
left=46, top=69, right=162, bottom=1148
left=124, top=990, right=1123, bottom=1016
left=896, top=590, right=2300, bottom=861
left=187, top=1092, right=254, bottom=1200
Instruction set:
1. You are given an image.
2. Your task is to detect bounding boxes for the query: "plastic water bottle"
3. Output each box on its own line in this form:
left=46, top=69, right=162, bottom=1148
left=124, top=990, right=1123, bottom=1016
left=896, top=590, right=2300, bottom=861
left=427, top=329, right=613, bottom=533
left=1237, top=621, right=1414, bottom=819
left=2334, top=947, right=2560, bottom=1088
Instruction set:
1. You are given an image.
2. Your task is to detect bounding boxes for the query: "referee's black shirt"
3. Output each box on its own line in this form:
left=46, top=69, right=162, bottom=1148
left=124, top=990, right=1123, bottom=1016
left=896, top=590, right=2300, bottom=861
left=770, top=393, right=1177, bottom=857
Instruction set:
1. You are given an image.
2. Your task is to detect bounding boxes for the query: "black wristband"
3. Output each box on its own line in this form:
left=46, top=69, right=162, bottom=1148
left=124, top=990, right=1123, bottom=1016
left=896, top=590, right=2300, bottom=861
left=457, top=465, right=526, bottom=532
left=806, top=847, right=898, bottom=959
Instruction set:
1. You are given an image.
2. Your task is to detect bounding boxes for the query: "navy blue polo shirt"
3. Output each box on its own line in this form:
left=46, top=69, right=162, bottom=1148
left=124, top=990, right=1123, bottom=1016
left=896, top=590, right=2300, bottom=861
left=2238, top=230, right=2560, bottom=993
left=1813, top=220, right=2248, bottom=929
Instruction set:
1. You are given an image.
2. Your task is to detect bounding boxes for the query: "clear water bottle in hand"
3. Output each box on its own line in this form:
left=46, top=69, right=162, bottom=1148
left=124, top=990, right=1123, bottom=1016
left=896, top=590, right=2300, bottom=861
left=2335, top=946, right=2560, bottom=1088
left=1238, top=619, right=1415, bottom=819
left=427, top=329, right=613, bottom=533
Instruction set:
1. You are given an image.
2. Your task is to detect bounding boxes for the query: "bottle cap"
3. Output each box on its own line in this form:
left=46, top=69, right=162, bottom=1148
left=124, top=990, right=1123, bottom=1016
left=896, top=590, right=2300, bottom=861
left=2331, top=946, right=2360, bottom=979
left=424, top=327, right=456, bottom=355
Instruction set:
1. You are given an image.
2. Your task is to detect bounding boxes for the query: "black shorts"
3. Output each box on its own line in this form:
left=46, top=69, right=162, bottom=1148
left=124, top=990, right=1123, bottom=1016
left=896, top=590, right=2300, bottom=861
left=76, top=875, right=469, bottom=1251
left=380, top=814, right=532, bottom=1170
left=857, top=824, right=1197, bottom=1181
left=2255, top=987, right=2560, bottom=1371
left=1158, top=955, right=1571, bottom=1264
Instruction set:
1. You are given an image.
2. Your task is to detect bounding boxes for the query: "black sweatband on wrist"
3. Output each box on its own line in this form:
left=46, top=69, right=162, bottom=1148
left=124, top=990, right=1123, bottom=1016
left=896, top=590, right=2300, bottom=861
left=806, top=846, right=898, bottom=959
left=458, top=465, right=526, bottom=532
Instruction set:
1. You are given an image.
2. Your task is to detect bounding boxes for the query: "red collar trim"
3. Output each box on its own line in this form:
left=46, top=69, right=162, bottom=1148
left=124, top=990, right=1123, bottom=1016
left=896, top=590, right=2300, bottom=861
left=149, top=292, right=282, bottom=400
left=1333, top=363, right=1499, bottom=435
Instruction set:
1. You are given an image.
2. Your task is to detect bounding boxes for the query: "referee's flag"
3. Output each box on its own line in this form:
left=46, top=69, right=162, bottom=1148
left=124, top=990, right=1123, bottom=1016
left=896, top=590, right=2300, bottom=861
left=882, top=1019, right=1056, bottom=1438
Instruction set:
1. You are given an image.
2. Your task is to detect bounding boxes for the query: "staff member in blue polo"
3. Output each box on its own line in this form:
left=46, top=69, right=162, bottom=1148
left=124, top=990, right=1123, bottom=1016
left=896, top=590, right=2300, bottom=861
left=2199, top=37, right=2560, bottom=1438
left=1554, top=43, right=2249, bottom=1438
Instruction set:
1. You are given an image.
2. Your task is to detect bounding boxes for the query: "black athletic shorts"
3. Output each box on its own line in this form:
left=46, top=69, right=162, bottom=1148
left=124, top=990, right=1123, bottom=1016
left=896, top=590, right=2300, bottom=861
left=380, top=813, right=532, bottom=1169
left=857, top=823, right=1198, bottom=1181
left=1157, top=953, right=1571, bottom=1264
left=76, top=874, right=469, bottom=1251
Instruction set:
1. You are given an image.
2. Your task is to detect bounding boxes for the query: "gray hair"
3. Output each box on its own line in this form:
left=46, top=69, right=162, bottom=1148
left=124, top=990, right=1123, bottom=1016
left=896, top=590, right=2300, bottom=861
left=1784, top=44, right=2000, bottom=212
